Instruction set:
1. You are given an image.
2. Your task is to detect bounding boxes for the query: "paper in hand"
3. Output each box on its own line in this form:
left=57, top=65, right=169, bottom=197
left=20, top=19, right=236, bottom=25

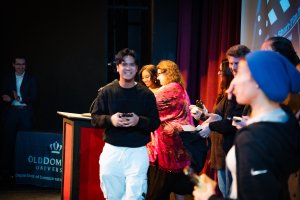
left=181, top=124, right=202, bottom=132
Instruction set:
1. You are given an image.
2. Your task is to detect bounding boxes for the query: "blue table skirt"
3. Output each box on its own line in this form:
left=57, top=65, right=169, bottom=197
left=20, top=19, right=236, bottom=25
left=15, top=131, right=62, bottom=188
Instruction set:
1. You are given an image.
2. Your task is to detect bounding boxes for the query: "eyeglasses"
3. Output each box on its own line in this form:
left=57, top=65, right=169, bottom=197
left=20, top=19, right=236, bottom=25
left=157, top=70, right=166, bottom=76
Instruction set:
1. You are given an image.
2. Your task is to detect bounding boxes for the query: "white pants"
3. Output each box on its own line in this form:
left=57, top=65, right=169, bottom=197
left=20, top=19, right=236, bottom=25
left=99, top=143, right=149, bottom=200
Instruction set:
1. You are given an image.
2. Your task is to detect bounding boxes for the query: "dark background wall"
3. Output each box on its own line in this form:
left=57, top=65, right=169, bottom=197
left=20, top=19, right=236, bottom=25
left=152, top=0, right=178, bottom=64
left=0, top=0, right=178, bottom=132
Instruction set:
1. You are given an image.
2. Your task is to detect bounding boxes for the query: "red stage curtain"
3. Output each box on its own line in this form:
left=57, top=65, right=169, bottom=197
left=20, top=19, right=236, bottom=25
left=176, top=0, right=241, bottom=111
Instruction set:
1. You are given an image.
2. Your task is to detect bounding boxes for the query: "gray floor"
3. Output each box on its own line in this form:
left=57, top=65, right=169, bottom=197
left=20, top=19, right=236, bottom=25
left=0, top=184, right=60, bottom=200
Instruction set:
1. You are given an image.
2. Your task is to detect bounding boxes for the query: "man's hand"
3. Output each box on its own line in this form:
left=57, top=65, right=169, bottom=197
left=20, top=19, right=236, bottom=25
left=232, top=116, right=249, bottom=129
left=189, top=105, right=208, bottom=121
left=121, top=113, right=139, bottom=127
left=111, top=112, right=139, bottom=127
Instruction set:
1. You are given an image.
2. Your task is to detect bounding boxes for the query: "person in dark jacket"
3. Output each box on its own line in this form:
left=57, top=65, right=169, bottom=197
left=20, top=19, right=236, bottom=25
left=260, top=36, right=300, bottom=200
left=193, top=51, right=300, bottom=200
left=90, top=48, right=160, bottom=200
left=0, top=56, right=37, bottom=183
left=191, top=45, right=250, bottom=198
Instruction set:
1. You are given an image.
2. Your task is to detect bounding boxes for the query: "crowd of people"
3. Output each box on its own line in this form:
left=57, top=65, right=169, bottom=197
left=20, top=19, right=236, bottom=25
left=91, top=36, right=300, bottom=200
left=1, top=36, right=299, bottom=200
left=193, top=39, right=300, bottom=200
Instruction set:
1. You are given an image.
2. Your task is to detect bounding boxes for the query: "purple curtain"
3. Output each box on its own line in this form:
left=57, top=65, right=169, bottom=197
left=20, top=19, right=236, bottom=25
left=177, top=0, right=241, bottom=111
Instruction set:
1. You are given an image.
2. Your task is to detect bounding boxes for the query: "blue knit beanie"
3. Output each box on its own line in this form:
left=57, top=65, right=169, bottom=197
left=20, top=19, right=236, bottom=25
left=246, top=51, right=300, bottom=102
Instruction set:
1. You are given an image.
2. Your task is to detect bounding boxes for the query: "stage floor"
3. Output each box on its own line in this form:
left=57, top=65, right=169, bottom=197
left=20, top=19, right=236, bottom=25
left=0, top=183, right=195, bottom=200
left=0, top=184, right=60, bottom=200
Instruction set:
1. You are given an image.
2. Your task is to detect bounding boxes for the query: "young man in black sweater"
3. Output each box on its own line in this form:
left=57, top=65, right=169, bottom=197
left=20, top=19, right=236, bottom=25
left=91, top=48, right=160, bottom=200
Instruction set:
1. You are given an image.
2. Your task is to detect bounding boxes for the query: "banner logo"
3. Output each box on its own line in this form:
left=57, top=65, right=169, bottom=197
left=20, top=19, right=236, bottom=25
left=50, top=141, right=62, bottom=154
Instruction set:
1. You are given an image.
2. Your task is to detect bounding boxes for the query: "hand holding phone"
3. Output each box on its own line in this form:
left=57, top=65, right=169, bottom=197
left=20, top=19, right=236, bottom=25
left=232, top=116, right=247, bottom=129
left=232, top=116, right=242, bottom=122
left=190, top=100, right=208, bottom=121
left=196, top=100, right=205, bottom=109
left=196, top=100, right=208, bottom=120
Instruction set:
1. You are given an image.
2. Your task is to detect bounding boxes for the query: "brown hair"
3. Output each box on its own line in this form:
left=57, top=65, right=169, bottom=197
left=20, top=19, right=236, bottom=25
left=216, top=59, right=234, bottom=104
left=226, top=44, right=250, bottom=58
left=157, top=60, right=185, bottom=87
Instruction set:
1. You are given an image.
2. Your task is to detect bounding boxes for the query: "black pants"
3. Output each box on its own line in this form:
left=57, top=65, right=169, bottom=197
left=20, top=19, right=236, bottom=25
left=146, top=164, right=194, bottom=200
left=0, top=107, right=33, bottom=177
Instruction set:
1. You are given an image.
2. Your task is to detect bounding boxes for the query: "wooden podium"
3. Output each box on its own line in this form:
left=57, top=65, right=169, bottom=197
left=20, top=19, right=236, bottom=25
left=57, top=111, right=105, bottom=200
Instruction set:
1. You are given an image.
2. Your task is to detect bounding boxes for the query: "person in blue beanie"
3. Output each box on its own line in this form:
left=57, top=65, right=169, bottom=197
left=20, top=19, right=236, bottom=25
left=193, top=51, right=300, bottom=200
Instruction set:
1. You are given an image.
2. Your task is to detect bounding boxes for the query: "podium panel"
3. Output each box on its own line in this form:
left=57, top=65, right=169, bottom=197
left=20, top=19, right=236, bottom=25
left=59, top=113, right=105, bottom=200
left=79, top=127, right=104, bottom=199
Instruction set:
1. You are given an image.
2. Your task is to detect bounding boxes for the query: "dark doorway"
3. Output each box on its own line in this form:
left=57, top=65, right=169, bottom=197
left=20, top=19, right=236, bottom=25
left=106, top=0, right=153, bottom=82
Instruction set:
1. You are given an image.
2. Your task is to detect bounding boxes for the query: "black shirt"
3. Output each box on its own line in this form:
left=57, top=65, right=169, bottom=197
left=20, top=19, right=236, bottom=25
left=91, top=80, right=160, bottom=147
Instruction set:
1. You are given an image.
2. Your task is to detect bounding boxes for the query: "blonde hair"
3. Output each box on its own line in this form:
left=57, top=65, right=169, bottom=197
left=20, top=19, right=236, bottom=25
left=157, top=60, right=185, bottom=87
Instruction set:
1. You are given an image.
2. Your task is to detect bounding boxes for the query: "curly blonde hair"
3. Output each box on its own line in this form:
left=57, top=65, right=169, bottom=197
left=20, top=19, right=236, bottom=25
left=157, top=60, right=185, bottom=87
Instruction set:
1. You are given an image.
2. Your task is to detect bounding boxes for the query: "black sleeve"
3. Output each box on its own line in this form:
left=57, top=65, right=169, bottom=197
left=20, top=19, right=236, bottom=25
left=90, top=90, right=112, bottom=128
left=136, top=92, right=160, bottom=132
left=22, top=75, right=38, bottom=105
left=209, top=119, right=237, bottom=135
left=0, top=75, right=14, bottom=103
left=236, top=129, right=281, bottom=200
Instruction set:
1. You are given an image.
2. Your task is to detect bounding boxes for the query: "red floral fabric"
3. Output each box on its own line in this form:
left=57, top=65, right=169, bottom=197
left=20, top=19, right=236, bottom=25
left=147, top=82, right=193, bottom=172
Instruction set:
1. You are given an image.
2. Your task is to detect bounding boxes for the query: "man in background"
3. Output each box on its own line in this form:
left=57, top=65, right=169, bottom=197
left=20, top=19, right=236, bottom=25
left=0, top=56, right=37, bottom=184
